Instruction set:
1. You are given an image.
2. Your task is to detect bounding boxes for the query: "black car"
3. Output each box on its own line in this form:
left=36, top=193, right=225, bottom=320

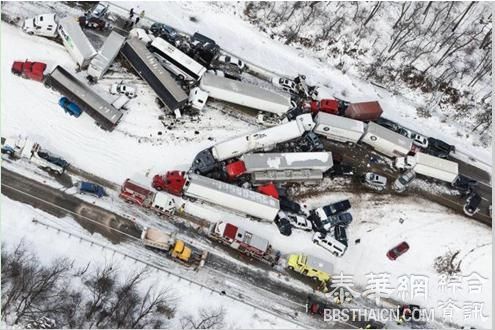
left=463, top=192, right=482, bottom=216
left=275, top=213, right=292, bottom=236
left=192, top=32, right=217, bottom=46
left=189, top=149, right=218, bottom=175
left=452, top=175, right=477, bottom=194
left=150, top=23, right=178, bottom=43
left=426, top=137, right=455, bottom=158
left=333, top=224, right=348, bottom=245
left=78, top=16, right=108, bottom=30
left=280, top=197, right=302, bottom=214
left=375, top=117, right=400, bottom=132
left=191, top=42, right=220, bottom=67
left=37, top=151, right=69, bottom=169
left=321, top=199, right=351, bottom=216
left=327, top=163, right=354, bottom=177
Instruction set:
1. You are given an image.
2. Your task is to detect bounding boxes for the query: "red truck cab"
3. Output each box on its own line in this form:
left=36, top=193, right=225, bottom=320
left=224, top=160, right=246, bottom=180
left=11, top=60, right=47, bottom=82
left=256, top=183, right=279, bottom=199
left=152, top=171, right=186, bottom=196
left=310, top=99, right=339, bottom=115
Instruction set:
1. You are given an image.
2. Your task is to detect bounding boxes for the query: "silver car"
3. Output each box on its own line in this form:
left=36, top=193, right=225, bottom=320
left=392, top=170, right=416, bottom=192
left=362, top=172, right=387, bottom=191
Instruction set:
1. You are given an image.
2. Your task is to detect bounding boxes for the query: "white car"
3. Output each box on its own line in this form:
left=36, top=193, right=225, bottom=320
left=410, top=133, right=429, bottom=149
left=110, top=83, right=137, bottom=98
left=312, top=232, right=347, bottom=257
left=362, top=172, right=387, bottom=191
left=273, top=77, right=297, bottom=94
left=23, top=13, right=58, bottom=38
left=287, top=214, right=312, bottom=231
left=217, top=55, right=245, bottom=70
left=129, top=28, right=154, bottom=43
left=88, top=2, right=109, bottom=19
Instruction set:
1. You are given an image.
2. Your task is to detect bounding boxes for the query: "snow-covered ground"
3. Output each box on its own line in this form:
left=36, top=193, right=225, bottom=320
left=1, top=196, right=298, bottom=329
left=1, top=1, right=492, bottom=329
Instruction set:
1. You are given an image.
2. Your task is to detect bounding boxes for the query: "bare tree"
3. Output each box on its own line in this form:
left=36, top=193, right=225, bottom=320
left=180, top=307, right=226, bottom=329
left=363, top=2, right=382, bottom=26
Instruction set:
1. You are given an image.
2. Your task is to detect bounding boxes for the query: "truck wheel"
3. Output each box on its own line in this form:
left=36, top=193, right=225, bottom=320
left=312, top=276, right=319, bottom=281
left=155, top=186, right=163, bottom=191
left=28, top=31, right=34, bottom=35
left=313, top=240, right=319, bottom=245
left=288, top=266, right=294, bottom=271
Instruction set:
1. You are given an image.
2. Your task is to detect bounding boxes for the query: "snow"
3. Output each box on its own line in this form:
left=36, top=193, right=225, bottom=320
left=1, top=2, right=492, bottom=328
left=1, top=196, right=298, bottom=329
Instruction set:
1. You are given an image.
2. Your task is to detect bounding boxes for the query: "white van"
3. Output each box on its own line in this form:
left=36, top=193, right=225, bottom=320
left=313, top=231, right=347, bottom=257
left=23, top=13, right=58, bottom=38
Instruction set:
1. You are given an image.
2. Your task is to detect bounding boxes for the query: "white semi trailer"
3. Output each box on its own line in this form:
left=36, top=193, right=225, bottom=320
left=361, top=122, right=413, bottom=158
left=183, top=174, right=280, bottom=221
left=57, top=16, right=97, bottom=69
left=191, top=72, right=293, bottom=115
left=88, top=31, right=126, bottom=80
left=212, top=113, right=315, bottom=161
left=313, top=112, right=365, bottom=145
left=394, top=152, right=459, bottom=183
left=242, top=152, right=333, bottom=183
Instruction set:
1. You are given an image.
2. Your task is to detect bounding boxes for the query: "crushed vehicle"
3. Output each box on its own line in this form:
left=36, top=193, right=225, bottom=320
left=361, top=172, right=387, bottom=191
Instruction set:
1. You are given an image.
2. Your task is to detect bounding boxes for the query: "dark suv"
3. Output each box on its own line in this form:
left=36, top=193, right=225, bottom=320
left=275, top=212, right=292, bottom=236
left=452, top=175, right=477, bottom=194
left=321, top=199, right=351, bottom=216
left=426, top=138, right=455, bottom=158
left=150, top=23, right=178, bottom=43
left=463, top=192, right=481, bottom=216
left=333, top=224, right=348, bottom=246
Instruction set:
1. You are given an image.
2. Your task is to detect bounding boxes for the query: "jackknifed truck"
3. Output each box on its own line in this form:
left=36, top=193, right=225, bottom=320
left=142, top=227, right=207, bottom=269
left=394, top=152, right=459, bottom=183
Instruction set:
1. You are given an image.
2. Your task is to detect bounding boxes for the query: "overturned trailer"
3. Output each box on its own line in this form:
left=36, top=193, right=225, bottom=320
left=45, top=65, right=122, bottom=130
left=242, top=152, right=333, bottom=183
left=88, top=31, right=126, bottom=80
left=57, top=16, right=96, bottom=69
left=120, top=38, right=188, bottom=113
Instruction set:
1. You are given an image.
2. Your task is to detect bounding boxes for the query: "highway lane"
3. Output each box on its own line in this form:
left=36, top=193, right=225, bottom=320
left=1, top=166, right=382, bottom=329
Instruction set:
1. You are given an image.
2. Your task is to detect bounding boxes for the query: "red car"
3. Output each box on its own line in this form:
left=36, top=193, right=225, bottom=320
left=11, top=60, right=47, bottom=81
left=387, top=241, right=410, bottom=260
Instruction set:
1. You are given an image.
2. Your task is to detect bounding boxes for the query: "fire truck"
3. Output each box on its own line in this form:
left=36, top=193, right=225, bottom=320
left=119, top=179, right=177, bottom=215
left=208, top=221, right=281, bottom=266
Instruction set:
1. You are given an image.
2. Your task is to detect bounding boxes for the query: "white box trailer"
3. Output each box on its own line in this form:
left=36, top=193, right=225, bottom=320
left=57, top=16, right=97, bottom=69
left=88, top=31, right=126, bottom=80
left=396, top=152, right=459, bottom=183
left=184, top=174, right=280, bottom=221
left=211, top=113, right=315, bottom=161
left=198, top=72, right=293, bottom=116
left=361, top=122, right=413, bottom=158
left=243, top=152, right=333, bottom=182
left=314, top=112, right=365, bottom=144
left=149, top=37, right=206, bottom=81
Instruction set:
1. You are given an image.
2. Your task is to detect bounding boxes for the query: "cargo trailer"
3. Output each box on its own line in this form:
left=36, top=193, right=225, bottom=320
left=57, top=16, right=96, bottom=69
left=314, top=112, right=365, bottom=145
left=361, top=122, right=413, bottom=158
left=88, top=31, right=126, bottom=80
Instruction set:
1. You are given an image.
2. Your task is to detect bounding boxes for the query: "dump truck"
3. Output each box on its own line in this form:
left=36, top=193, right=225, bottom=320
left=344, top=101, right=383, bottom=121
left=141, top=227, right=207, bottom=268
left=287, top=254, right=333, bottom=291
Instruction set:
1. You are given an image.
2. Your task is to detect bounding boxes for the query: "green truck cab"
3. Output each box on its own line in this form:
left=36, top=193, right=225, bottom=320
left=287, top=254, right=333, bottom=287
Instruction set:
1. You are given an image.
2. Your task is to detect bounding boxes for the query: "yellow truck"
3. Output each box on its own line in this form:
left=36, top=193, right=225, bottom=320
left=287, top=254, right=333, bottom=290
left=141, top=227, right=207, bottom=269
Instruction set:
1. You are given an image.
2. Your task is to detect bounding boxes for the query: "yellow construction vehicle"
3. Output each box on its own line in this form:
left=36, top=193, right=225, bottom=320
left=141, top=227, right=207, bottom=268
left=287, top=254, right=332, bottom=291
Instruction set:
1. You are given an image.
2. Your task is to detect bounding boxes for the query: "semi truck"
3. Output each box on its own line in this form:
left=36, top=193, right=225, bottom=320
left=1, top=136, right=68, bottom=175
left=45, top=66, right=123, bottom=130
left=313, top=112, right=366, bottom=145
left=141, top=227, right=207, bottom=268
left=119, top=179, right=177, bottom=215
left=207, top=221, right=281, bottom=265
left=191, top=72, right=294, bottom=115
left=190, top=113, right=315, bottom=174
left=57, top=16, right=97, bottom=69
left=87, top=31, right=126, bottom=80
left=241, top=152, right=334, bottom=183
left=394, top=152, right=459, bottom=183
left=120, top=38, right=188, bottom=114
left=344, top=101, right=383, bottom=121
left=183, top=174, right=280, bottom=222
left=361, top=122, right=413, bottom=158
left=148, top=37, right=207, bottom=82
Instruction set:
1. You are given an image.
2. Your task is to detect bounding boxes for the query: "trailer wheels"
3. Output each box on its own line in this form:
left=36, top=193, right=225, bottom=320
left=288, top=266, right=294, bottom=271
left=155, top=186, right=163, bottom=191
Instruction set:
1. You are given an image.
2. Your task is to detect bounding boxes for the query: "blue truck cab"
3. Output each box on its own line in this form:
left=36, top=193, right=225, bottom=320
left=59, top=97, right=82, bottom=117
left=78, top=181, right=106, bottom=198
